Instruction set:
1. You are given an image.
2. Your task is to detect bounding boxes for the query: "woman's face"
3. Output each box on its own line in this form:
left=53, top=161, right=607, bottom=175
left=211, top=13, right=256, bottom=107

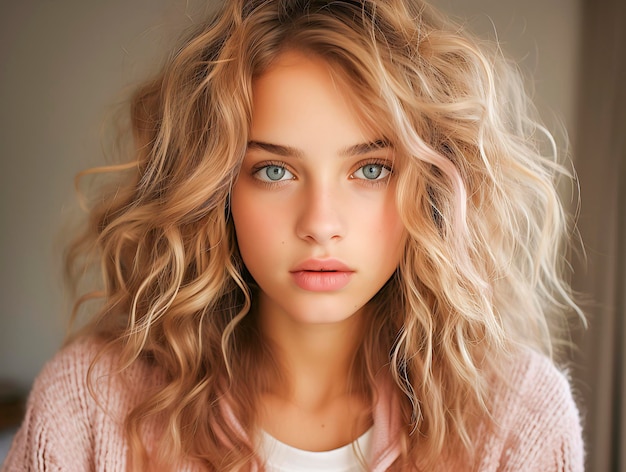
left=231, top=50, right=406, bottom=326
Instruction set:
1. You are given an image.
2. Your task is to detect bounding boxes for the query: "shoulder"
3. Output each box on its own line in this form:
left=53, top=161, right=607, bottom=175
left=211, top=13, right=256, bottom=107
left=21, top=337, right=109, bottom=424
left=26, top=336, right=164, bottom=424
left=479, top=348, right=584, bottom=471
left=26, top=336, right=159, bottom=414
left=495, top=348, right=579, bottom=415
left=3, top=337, right=161, bottom=471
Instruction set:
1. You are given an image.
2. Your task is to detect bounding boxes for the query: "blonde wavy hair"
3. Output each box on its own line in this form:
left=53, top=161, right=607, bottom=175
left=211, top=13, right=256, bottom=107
left=66, top=0, right=581, bottom=469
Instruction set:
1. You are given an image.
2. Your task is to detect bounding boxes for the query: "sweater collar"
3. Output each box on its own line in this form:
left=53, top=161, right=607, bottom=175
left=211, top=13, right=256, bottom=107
left=369, top=373, right=403, bottom=471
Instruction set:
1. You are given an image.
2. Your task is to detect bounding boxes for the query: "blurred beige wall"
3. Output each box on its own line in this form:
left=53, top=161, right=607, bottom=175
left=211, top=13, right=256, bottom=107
left=0, top=0, right=581, bottom=390
left=0, top=0, right=216, bottom=390
left=434, top=0, right=581, bottom=135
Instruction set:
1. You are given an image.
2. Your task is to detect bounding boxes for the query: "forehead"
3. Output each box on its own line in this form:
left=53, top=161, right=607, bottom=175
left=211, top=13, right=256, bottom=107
left=250, top=50, right=388, bottom=147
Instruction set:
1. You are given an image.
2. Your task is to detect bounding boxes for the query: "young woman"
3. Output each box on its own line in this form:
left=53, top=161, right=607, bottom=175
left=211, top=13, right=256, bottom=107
left=4, top=0, right=584, bottom=470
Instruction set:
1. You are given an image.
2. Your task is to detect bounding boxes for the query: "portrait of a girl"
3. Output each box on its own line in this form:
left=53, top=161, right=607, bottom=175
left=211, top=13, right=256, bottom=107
left=4, top=0, right=584, bottom=470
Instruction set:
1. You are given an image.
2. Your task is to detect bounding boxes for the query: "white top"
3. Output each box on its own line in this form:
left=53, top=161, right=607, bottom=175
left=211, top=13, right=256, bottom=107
left=260, top=428, right=374, bottom=472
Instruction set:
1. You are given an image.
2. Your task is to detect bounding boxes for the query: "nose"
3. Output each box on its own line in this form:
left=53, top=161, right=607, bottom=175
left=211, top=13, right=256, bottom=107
left=295, top=183, right=345, bottom=244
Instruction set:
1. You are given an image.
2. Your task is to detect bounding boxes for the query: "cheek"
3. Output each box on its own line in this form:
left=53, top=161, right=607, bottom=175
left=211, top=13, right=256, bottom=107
left=378, top=194, right=407, bottom=264
left=231, top=197, right=282, bottom=265
left=364, top=190, right=405, bottom=243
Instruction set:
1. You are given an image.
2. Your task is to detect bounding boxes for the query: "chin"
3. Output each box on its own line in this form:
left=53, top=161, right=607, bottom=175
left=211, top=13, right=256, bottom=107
left=287, top=302, right=366, bottom=326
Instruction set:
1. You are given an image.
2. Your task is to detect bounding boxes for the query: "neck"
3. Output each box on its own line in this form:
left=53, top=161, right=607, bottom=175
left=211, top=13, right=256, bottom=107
left=258, top=302, right=367, bottom=409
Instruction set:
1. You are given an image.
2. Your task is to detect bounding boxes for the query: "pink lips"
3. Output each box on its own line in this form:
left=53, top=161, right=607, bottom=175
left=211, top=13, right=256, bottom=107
left=290, top=258, right=354, bottom=292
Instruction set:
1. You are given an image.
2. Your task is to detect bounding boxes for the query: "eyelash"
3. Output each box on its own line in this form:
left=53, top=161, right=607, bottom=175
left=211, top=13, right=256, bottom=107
left=250, top=159, right=394, bottom=187
left=251, top=160, right=296, bottom=187
left=350, top=159, right=393, bottom=186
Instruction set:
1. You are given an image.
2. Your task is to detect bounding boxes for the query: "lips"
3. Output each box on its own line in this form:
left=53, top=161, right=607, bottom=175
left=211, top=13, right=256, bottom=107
left=291, top=258, right=353, bottom=273
left=290, top=258, right=354, bottom=292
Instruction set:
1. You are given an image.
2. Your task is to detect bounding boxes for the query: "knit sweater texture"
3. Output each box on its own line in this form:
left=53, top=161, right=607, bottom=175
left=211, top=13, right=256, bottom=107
left=3, top=339, right=584, bottom=471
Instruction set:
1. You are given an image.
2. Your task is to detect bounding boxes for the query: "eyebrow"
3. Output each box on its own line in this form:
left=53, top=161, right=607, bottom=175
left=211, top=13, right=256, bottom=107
left=246, top=139, right=391, bottom=158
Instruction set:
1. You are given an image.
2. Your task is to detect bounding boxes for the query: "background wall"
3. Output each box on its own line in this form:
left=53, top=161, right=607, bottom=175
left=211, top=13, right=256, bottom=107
left=0, top=0, right=217, bottom=390
left=0, top=0, right=584, bottom=456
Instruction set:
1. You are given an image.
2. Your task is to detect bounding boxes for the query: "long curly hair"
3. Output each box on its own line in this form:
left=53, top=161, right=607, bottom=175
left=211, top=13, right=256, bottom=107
left=66, top=0, right=582, bottom=469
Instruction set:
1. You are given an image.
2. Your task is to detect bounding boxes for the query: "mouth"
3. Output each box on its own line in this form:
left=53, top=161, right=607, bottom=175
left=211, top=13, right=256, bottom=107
left=290, top=259, right=354, bottom=292
left=290, top=258, right=353, bottom=273
left=290, top=270, right=353, bottom=292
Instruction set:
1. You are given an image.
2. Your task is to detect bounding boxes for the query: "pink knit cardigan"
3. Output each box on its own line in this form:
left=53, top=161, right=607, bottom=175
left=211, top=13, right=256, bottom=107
left=3, top=339, right=584, bottom=471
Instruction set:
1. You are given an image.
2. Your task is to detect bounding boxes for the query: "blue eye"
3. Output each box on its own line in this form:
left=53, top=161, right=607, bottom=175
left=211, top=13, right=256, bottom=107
left=254, top=165, right=295, bottom=182
left=353, top=163, right=391, bottom=180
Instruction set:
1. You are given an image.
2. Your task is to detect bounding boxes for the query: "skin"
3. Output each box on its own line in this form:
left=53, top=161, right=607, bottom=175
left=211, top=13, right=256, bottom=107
left=230, top=50, right=406, bottom=451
